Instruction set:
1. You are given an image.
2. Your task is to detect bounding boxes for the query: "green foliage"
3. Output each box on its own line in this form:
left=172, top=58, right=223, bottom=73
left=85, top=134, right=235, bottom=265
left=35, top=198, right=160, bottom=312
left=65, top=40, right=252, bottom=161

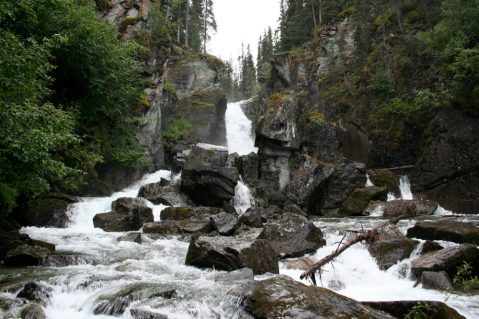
left=163, top=119, right=192, bottom=145
left=163, top=82, right=177, bottom=94
left=306, top=111, right=326, bottom=125
left=404, top=302, right=432, bottom=319
left=453, top=261, right=479, bottom=292
left=192, top=100, right=215, bottom=110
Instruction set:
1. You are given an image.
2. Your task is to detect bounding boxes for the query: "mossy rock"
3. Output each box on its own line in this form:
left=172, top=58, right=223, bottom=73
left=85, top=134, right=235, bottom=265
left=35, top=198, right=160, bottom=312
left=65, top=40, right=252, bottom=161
left=367, top=170, right=400, bottom=196
left=338, top=186, right=388, bottom=216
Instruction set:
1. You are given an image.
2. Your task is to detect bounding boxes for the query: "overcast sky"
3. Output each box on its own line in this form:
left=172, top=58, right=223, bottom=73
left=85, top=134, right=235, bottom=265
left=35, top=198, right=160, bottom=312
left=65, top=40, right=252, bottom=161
left=209, top=0, right=280, bottom=65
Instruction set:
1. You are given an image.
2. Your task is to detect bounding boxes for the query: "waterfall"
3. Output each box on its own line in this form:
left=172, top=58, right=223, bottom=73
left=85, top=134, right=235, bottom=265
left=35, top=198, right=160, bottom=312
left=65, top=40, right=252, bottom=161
left=399, top=175, right=413, bottom=200
left=170, top=171, right=182, bottom=187
left=225, top=100, right=258, bottom=156
left=234, top=177, right=255, bottom=215
left=365, top=173, right=374, bottom=187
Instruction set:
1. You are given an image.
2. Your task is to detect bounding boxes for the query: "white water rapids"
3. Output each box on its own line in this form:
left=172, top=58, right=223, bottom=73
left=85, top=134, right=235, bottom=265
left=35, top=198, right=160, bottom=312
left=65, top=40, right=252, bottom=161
left=1, top=101, right=478, bottom=318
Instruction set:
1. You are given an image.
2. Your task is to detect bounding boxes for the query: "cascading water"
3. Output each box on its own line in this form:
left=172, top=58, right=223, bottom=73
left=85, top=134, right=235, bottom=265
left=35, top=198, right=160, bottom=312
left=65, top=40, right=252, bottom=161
left=225, top=100, right=258, bottom=156
left=400, top=175, right=414, bottom=200
left=233, top=177, right=255, bottom=215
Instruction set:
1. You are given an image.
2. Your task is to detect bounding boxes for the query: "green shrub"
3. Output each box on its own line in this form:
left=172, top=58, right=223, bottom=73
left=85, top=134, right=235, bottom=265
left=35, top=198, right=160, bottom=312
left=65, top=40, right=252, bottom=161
left=192, top=100, right=215, bottom=110
left=454, top=261, right=479, bottom=292
left=163, top=119, right=192, bottom=145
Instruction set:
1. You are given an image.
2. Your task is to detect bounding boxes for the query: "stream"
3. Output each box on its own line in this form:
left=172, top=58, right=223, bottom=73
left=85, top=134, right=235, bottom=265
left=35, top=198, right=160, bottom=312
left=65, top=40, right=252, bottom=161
left=1, top=100, right=478, bottom=318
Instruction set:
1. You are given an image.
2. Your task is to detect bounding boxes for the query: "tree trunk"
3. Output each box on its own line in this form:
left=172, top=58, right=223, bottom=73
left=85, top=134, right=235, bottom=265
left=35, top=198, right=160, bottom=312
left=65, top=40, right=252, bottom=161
left=185, top=0, right=190, bottom=48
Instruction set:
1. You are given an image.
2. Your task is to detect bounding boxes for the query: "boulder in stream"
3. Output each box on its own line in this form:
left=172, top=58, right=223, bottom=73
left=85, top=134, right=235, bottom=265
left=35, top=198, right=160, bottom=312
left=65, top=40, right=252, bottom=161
left=160, top=207, right=222, bottom=221
left=364, top=300, right=466, bottom=319
left=143, top=220, right=213, bottom=236
left=4, top=244, right=51, bottom=267
left=93, top=197, right=153, bottom=232
left=368, top=224, right=419, bottom=270
left=338, top=186, right=388, bottom=216
left=20, top=303, right=47, bottom=319
left=130, top=309, right=168, bottom=319
left=367, top=169, right=401, bottom=197
left=242, top=275, right=396, bottom=319
left=258, top=213, right=326, bottom=258
left=138, top=182, right=189, bottom=207
left=411, top=244, right=479, bottom=278
left=210, top=212, right=239, bottom=235
left=17, top=282, right=52, bottom=304
left=407, top=220, right=479, bottom=245
left=383, top=199, right=438, bottom=218
left=185, top=233, right=278, bottom=275
left=420, top=271, right=454, bottom=291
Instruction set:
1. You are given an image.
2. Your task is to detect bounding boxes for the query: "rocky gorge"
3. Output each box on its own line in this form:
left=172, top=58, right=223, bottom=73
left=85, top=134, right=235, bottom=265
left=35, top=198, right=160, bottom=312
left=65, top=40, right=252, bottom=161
left=1, top=1, right=479, bottom=319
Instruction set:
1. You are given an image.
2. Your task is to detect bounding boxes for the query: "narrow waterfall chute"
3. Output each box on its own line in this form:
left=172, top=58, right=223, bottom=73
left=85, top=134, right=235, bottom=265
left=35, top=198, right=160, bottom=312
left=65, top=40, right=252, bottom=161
left=399, top=175, right=413, bottom=200
left=234, top=177, right=255, bottom=215
left=225, top=100, right=258, bottom=156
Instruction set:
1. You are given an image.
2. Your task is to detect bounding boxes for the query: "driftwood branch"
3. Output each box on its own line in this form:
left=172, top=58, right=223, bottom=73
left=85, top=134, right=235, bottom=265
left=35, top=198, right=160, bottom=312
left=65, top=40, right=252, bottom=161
left=300, top=216, right=407, bottom=284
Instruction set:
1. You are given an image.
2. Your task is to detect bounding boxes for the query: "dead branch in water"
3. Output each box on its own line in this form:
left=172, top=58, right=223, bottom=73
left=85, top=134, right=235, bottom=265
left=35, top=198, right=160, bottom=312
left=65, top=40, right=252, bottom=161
left=300, top=215, right=407, bottom=284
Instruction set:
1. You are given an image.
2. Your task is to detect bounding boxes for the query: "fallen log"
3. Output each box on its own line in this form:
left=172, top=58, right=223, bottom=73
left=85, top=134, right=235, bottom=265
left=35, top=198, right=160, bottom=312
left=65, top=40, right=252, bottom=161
left=300, top=215, right=408, bottom=284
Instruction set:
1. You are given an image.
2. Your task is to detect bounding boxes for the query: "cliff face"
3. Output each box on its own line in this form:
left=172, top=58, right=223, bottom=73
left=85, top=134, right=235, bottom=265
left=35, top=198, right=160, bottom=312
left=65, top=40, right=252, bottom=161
left=251, top=15, right=479, bottom=214
left=86, top=0, right=228, bottom=195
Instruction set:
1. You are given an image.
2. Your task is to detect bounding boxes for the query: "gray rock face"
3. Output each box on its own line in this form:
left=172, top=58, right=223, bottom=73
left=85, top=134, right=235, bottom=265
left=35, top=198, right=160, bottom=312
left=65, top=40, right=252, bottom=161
left=258, top=213, right=326, bottom=258
left=407, top=220, right=479, bottom=245
left=367, top=170, right=401, bottom=197
left=143, top=219, right=213, bottom=236
left=411, top=108, right=479, bottom=214
left=93, top=197, right=153, bottom=232
left=383, top=200, right=438, bottom=218
left=234, top=153, right=260, bottom=185
left=239, top=207, right=264, bottom=228
left=411, top=244, right=479, bottom=278
left=180, top=147, right=239, bottom=207
left=421, top=271, right=454, bottom=291
left=117, top=233, right=142, bottom=244
left=16, top=193, right=79, bottom=228
left=210, top=212, right=239, bottom=235
left=185, top=235, right=278, bottom=275
left=130, top=309, right=168, bottom=319
left=160, top=207, right=222, bottom=221
left=243, top=276, right=396, bottom=319
left=138, top=182, right=189, bottom=207
left=368, top=224, right=419, bottom=270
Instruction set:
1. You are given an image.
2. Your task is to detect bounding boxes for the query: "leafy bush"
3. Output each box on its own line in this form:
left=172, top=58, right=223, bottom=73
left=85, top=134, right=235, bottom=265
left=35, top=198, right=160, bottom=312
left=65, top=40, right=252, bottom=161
left=163, top=120, right=192, bottom=145
left=404, top=302, right=432, bottom=319
left=454, top=261, right=479, bottom=292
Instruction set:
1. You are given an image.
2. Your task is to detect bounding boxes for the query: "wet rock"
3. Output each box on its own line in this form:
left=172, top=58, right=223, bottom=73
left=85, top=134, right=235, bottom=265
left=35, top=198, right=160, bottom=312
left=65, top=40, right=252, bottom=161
left=284, top=257, right=318, bottom=270
left=16, top=193, right=79, bottom=228
left=383, top=199, right=438, bottom=218
left=215, top=268, right=254, bottom=283
left=411, top=244, right=479, bottom=278
left=130, top=309, right=168, bottom=319
left=4, top=245, right=51, bottom=267
left=94, top=283, right=176, bottom=316
left=0, top=296, right=26, bottom=311
left=258, top=213, right=326, bottom=258
left=338, top=186, right=388, bottom=216
left=420, top=240, right=443, bottom=255
left=180, top=147, right=239, bottom=207
left=160, top=207, right=222, bottom=221
left=143, top=219, right=213, bottom=236
left=39, top=253, right=94, bottom=267
left=94, top=197, right=153, bottom=232
left=283, top=204, right=308, bottom=216
left=364, top=300, right=466, bottom=319
left=421, top=271, right=454, bottom=291
left=137, top=182, right=189, bottom=207
left=407, top=220, right=479, bottom=245
left=368, top=224, right=419, bottom=270
left=117, top=232, right=142, bottom=244
left=185, top=235, right=278, bottom=275
left=234, top=153, right=259, bottom=184
left=20, top=303, right=46, bottom=319
left=243, top=276, right=396, bottom=319
left=367, top=170, right=400, bottom=197
left=239, top=207, right=264, bottom=228
left=210, top=212, right=239, bottom=235
left=17, top=282, right=52, bottom=304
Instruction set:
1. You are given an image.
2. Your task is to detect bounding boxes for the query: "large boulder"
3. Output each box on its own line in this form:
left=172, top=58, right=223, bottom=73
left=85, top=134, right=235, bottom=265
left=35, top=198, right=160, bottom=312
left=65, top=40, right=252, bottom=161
left=258, top=213, right=326, bottom=258
left=180, top=146, right=239, bottom=207
left=338, top=186, right=388, bottom=216
left=4, top=244, right=51, bottom=267
left=17, top=282, right=52, bottom=304
left=368, top=224, right=419, bottom=270
left=137, top=182, right=189, bottom=207
left=420, top=271, right=454, bottom=291
left=185, top=234, right=278, bottom=275
left=411, top=244, right=479, bottom=278
left=407, top=220, right=479, bottom=245
left=210, top=212, right=239, bottom=236
left=16, top=193, right=80, bottom=228
left=367, top=170, right=400, bottom=197
left=130, top=309, right=168, bottom=319
left=364, top=301, right=466, bottom=319
left=93, top=197, right=153, bottom=232
left=20, top=303, right=47, bottom=319
left=143, top=220, right=213, bottom=236
left=383, top=199, right=438, bottom=219
left=411, top=108, right=479, bottom=214
left=242, top=276, right=395, bottom=319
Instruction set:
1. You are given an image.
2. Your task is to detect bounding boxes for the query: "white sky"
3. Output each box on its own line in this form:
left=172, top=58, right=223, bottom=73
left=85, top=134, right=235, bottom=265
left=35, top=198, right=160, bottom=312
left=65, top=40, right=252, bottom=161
left=209, top=0, right=280, bottom=65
